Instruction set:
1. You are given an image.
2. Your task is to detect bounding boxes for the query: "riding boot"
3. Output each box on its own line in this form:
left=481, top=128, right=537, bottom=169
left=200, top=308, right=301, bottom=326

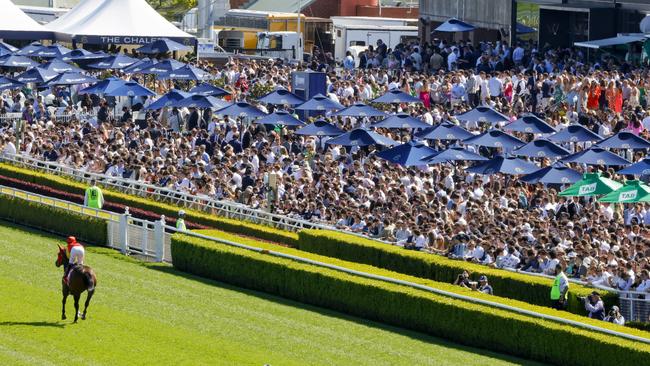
left=63, top=266, right=70, bottom=285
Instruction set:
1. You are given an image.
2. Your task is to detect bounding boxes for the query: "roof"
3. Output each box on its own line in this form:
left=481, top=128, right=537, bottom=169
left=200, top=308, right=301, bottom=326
left=0, top=0, right=53, bottom=40
left=45, top=0, right=195, bottom=45
left=335, top=25, right=418, bottom=32
left=246, top=0, right=317, bottom=13
left=574, top=34, right=647, bottom=49
left=226, top=9, right=307, bottom=18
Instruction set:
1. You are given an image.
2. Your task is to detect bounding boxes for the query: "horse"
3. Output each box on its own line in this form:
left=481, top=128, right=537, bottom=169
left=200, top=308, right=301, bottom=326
left=55, top=245, right=97, bottom=323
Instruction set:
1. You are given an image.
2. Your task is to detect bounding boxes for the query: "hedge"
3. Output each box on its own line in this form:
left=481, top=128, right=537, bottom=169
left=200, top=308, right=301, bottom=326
left=196, top=229, right=650, bottom=338
left=296, top=230, right=617, bottom=315
left=171, top=234, right=650, bottom=366
left=0, top=193, right=107, bottom=245
left=0, top=163, right=298, bottom=245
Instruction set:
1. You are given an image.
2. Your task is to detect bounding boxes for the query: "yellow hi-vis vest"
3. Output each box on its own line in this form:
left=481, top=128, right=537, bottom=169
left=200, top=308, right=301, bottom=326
left=550, top=273, right=567, bottom=300
left=86, top=186, right=103, bottom=209
left=176, top=218, right=186, bottom=231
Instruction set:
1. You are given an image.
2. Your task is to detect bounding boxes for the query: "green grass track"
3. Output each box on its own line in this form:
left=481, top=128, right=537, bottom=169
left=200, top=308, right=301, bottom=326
left=0, top=222, right=543, bottom=366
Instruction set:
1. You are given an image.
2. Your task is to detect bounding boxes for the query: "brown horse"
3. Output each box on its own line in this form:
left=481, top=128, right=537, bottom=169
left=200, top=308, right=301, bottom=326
left=55, top=245, right=97, bottom=323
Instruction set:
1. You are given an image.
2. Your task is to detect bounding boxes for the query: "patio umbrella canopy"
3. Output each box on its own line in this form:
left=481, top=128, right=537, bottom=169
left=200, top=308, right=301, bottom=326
left=559, top=173, right=623, bottom=196
left=33, top=44, right=72, bottom=59
left=618, top=158, right=650, bottom=175
left=189, top=83, right=230, bottom=97
left=415, top=121, right=474, bottom=140
left=505, top=115, right=556, bottom=134
left=599, top=180, right=650, bottom=203
left=548, top=124, right=602, bottom=143
left=139, top=59, right=187, bottom=75
left=514, top=139, right=571, bottom=159
left=171, top=94, right=229, bottom=109
left=466, top=155, right=539, bottom=175
left=373, top=113, right=431, bottom=129
left=0, top=41, right=18, bottom=55
left=44, top=72, right=98, bottom=86
left=333, top=103, right=386, bottom=118
left=0, top=55, right=39, bottom=68
left=15, top=67, right=59, bottom=84
left=376, top=141, right=438, bottom=167
left=136, top=38, right=192, bottom=54
left=87, top=54, right=139, bottom=69
left=295, top=93, right=344, bottom=111
left=294, top=120, right=344, bottom=136
left=454, top=106, right=510, bottom=124
left=40, top=59, right=83, bottom=73
left=463, top=129, right=525, bottom=149
left=0, top=76, right=24, bottom=91
left=596, top=131, right=650, bottom=150
left=325, top=128, right=398, bottom=147
left=144, top=89, right=191, bottom=110
left=257, top=89, right=305, bottom=106
left=424, top=146, right=488, bottom=164
left=60, top=48, right=93, bottom=61
left=16, top=41, right=43, bottom=56
left=158, top=65, right=212, bottom=81
left=434, top=18, right=476, bottom=32
left=215, top=102, right=266, bottom=118
left=560, top=147, right=631, bottom=166
left=520, top=163, right=582, bottom=185
left=104, top=81, right=156, bottom=97
left=255, top=110, right=305, bottom=127
left=372, top=90, right=422, bottom=104
left=123, top=58, right=154, bottom=74
left=78, top=77, right=127, bottom=95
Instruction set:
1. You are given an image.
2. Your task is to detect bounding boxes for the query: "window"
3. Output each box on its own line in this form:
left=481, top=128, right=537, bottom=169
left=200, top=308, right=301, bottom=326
left=350, top=41, right=366, bottom=47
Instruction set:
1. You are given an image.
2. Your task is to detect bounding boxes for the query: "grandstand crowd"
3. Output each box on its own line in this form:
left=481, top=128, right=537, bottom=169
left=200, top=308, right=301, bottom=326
left=2, top=39, right=650, bottom=297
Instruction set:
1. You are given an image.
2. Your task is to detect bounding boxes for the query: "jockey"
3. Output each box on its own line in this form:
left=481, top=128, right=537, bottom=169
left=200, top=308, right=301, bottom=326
left=64, top=236, right=85, bottom=285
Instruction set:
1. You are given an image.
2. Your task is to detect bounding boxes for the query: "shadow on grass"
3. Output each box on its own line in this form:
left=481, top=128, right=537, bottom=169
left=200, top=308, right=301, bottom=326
left=146, top=264, right=545, bottom=366
left=0, top=321, right=65, bottom=328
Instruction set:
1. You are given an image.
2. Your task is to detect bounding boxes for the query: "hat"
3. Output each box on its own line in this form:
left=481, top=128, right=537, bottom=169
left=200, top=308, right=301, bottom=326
left=567, top=252, right=577, bottom=259
left=611, top=305, right=619, bottom=312
left=66, top=236, right=76, bottom=244
left=178, top=210, right=186, bottom=216
left=591, top=291, right=601, bottom=297
left=479, top=275, right=488, bottom=282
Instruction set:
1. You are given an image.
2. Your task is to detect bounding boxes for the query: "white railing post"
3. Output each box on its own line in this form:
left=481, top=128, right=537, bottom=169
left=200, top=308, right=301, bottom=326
left=119, top=207, right=131, bottom=254
left=154, top=215, right=165, bottom=262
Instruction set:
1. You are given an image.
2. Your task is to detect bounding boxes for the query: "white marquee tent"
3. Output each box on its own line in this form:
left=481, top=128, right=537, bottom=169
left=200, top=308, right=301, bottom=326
left=0, top=0, right=53, bottom=40
left=46, top=0, right=195, bottom=46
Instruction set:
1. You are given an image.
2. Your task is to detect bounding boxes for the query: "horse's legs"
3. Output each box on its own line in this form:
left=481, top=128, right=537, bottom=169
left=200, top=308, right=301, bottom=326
left=61, top=285, right=69, bottom=320
left=73, top=294, right=80, bottom=323
left=81, top=290, right=94, bottom=320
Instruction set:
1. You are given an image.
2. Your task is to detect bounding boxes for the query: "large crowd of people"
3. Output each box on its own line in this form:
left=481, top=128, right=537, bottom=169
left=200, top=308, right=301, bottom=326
left=2, top=38, right=650, bottom=302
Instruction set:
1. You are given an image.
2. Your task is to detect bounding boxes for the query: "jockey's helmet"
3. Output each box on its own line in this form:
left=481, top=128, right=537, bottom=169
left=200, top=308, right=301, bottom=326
left=178, top=210, right=186, bottom=217
left=67, top=236, right=77, bottom=245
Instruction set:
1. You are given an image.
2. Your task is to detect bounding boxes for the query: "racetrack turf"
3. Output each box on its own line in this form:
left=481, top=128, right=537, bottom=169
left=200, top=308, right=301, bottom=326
left=0, top=222, right=544, bottom=366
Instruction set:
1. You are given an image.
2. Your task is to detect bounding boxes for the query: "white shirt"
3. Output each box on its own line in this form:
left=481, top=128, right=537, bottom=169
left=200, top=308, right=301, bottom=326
left=488, top=77, right=503, bottom=97
left=2, top=141, right=16, bottom=156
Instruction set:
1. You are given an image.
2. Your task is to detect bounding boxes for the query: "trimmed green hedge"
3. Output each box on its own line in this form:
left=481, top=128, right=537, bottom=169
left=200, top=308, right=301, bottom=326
left=172, top=234, right=650, bottom=366
left=296, top=230, right=617, bottom=315
left=0, top=163, right=298, bottom=245
left=0, top=194, right=107, bottom=245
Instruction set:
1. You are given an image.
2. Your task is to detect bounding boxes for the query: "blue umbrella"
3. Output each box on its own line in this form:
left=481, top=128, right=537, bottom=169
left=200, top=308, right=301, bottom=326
left=0, top=55, right=39, bottom=68
left=0, top=41, right=18, bottom=54
left=560, top=147, right=631, bottom=166
left=189, top=83, right=230, bottom=97
left=158, top=64, right=212, bottom=81
left=376, top=141, right=438, bottom=166
left=44, top=72, right=98, bottom=86
left=33, top=44, right=72, bottom=59
left=372, top=113, right=431, bottom=129
left=372, top=90, right=421, bottom=104
left=467, top=156, right=539, bottom=175
left=136, top=38, right=192, bottom=54
left=326, top=128, right=398, bottom=147
left=123, top=58, right=155, bottom=74
left=505, top=115, right=556, bottom=134
left=424, top=146, right=488, bottom=164
left=0, top=76, right=24, bottom=91
left=257, top=89, right=304, bottom=106
left=548, top=124, right=602, bottom=143
left=87, top=54, right=139, bottom=69
left=40, top=59, right=83, bottom=73
left=517, top=22, right=537, bottom=34
left=15, top=67, right=59, bottom=84
left=173, top=94, right=230, bottom=109
left=596, top=131, right=650, bottom=150
left=70, top=51, right=109, bottom=61
left=455, top=106, right=510, bottom=124
left=521, top=163, right=582, bottom=185
left=78, top=78, right=127, bottom=95
left=104, top=82, right=156, bottom=97
left=145, top=89, right=192, bottom=110
left=415, top=121, right=474, bottom=140
left=463, top=129, right=525, bottom=149
left=215, top=102, right=266, bottom=119
left=16, top=42, right=44, bottom=56
left=618, top=158, right=650, bottom=176
left=294, top=119, right=344, bottom=137
left=295, top=93, right=344, bottom=111
left=138, top=59, right=186, bottom=75
left=514, top=139, right=571, bottom=159
left=434, top=18, right=475, bottom=33
left=60, top=48, right=93, bottom=61
left=334, top=103, right=386, bottom=118
left=255, top=110, right=305, bottom=127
